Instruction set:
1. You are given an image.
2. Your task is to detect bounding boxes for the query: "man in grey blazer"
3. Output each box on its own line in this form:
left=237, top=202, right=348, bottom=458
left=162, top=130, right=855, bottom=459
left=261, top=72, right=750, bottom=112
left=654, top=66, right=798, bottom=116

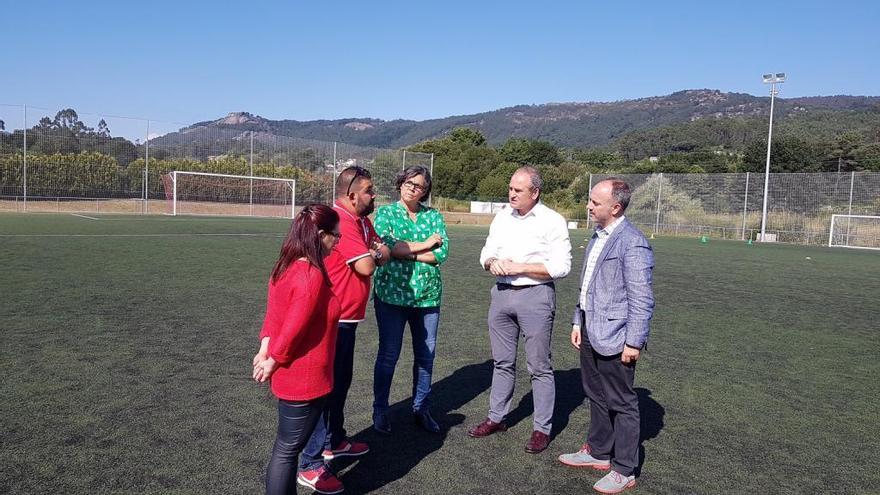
left=558, top=178, right=654, bottom=494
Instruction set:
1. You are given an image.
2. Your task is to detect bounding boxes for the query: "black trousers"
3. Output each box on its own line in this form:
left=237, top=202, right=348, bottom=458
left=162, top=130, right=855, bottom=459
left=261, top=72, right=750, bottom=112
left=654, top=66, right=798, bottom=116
left=266, top=396, right=327, bottom=495
left=300, top=322, right=358, bottom=470
left=580, top=343, right=640, bottom=476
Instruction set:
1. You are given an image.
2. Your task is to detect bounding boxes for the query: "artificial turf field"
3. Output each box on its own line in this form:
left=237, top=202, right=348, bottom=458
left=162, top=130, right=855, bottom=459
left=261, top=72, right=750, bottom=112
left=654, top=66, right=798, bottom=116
left=1, top=213, right=878, bottom=495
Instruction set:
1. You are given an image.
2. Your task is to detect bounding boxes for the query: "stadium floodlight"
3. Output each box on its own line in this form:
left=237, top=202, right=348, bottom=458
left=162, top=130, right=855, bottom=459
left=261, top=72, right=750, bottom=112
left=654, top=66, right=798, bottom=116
left=762, top=73, right=786, bottom=84
left=758, top=71, right=786, bottom=242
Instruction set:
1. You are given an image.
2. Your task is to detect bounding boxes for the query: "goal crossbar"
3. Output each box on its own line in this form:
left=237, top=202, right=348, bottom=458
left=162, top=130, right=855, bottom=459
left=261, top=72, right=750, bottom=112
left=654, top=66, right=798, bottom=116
left=828, top=214, right=880, bottom=250
left=169, top=171, right=296, bottom=218
left=171, top=170, right=298, bottom=182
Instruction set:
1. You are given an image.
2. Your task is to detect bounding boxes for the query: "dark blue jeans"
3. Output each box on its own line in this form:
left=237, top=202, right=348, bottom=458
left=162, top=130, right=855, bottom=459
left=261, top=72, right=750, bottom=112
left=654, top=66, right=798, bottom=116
left=266, top=396, right=326, bottom=495
left=373, top=298, right=440, bottom=415
left=298, top=322, right=358, bottom=471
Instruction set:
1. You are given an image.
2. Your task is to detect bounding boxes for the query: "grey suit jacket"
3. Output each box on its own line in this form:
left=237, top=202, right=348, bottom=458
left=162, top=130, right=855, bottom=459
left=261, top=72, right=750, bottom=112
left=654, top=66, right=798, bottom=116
left=571, top=218, right=655, bottom=356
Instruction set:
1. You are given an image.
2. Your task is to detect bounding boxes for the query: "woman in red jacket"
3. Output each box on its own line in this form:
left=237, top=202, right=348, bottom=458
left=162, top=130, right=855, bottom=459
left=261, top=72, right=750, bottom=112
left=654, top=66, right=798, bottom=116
left=252, top=204, right=342, bottom=495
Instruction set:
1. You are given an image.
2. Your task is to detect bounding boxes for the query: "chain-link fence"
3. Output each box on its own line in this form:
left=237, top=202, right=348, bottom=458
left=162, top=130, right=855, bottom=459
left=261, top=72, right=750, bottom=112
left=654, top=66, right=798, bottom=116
left=587, top=172, right=880, bottom=245
left=0, top=104, right=432, bottom=215
left=3, top=104, right=879, bottom=246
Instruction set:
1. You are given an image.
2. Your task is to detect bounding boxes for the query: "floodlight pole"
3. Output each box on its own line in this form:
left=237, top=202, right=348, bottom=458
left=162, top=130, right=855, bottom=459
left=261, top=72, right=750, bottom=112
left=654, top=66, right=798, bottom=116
left=759, top=73, right=785, bottom=242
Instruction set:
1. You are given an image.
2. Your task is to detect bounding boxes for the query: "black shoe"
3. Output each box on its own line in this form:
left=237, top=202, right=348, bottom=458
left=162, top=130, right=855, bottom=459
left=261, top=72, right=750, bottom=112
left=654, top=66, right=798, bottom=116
left=413, top=409, right=440, bottom=433
left=373, top=412, right=392, bottom=435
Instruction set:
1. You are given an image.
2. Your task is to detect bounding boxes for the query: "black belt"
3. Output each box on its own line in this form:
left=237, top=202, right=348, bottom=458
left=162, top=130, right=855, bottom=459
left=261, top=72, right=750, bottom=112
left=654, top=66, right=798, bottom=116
left=496, top=282, right=554, bottom=291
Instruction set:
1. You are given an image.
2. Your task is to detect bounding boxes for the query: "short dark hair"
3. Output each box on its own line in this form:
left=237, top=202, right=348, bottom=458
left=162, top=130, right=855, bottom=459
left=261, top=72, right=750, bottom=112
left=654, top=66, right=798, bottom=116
left=335, top=166, right=372, bottom=198
left=602, top=177, right=631, bottom=211
left=395, top=165, right=432, bottom=201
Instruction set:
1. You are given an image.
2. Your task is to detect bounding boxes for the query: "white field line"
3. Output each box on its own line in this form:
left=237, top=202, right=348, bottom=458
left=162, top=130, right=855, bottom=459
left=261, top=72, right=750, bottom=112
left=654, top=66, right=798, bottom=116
left=70, top=213, right=101, bottom=220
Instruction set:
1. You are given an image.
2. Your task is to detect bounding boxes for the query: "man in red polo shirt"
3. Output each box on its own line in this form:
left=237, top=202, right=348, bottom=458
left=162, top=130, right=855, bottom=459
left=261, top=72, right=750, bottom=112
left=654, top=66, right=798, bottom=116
left=297, top=166, right=391, bottom=494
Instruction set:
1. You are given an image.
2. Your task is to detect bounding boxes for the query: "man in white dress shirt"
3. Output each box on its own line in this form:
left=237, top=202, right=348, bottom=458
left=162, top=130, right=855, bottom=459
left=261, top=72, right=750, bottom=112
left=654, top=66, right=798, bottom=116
left=467, top=166, right=572, bottom=454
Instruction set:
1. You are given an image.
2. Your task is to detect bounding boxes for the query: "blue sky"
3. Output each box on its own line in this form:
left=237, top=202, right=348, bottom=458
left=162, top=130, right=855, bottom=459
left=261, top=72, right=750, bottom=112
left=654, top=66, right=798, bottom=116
left=2, top=0, right=878, bottom=137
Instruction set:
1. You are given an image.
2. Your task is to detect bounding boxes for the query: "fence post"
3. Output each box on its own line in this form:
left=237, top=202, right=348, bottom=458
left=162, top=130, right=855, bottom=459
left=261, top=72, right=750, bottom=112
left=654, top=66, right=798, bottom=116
left=145, top=120, right=150, bottom=213
left=654, top=173, right=663, bottom=235
left=846, top=171, right=855, bottom=245
left=741, top=172, right=750, bottom=240
left=587, top=173, right=593, bottom=227
left=142, top=168, right=147, bottom=214
left=428, top=153, right=434, bottom=207
left=249, top=131, right=254, bottom=216
left=331, top=142, right=338, bottom=204
left=172, top=171, right=177, bottom=216
left=290, top=182, right=296, bottom=219
left=22, top=104, right=27, bottom=212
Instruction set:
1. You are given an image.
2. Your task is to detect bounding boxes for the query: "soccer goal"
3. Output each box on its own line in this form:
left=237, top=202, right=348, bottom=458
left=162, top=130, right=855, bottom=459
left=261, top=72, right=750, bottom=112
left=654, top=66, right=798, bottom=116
left=163, top=171, right=296, bottom=218
left=828, top=214, right=880, bottom=250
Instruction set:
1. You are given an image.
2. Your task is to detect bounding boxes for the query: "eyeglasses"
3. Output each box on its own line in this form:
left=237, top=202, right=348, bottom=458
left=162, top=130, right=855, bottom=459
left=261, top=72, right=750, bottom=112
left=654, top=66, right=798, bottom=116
left=346, top=166, right=369, bottom=195
left=403, top=180, right=427, bottom=193
left=323, top=230, right=342, bottom=239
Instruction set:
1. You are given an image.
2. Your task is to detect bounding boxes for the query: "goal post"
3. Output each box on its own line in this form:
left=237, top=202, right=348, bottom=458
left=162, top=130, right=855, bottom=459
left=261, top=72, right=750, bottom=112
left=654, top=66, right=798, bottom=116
left=163, top=171, right=296, bottom=218
left=828, top=214, right=880, bottom=250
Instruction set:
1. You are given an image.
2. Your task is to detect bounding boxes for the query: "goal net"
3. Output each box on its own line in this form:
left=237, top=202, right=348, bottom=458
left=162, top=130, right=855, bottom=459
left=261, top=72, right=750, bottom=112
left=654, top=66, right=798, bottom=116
left=162, top=171, right=295, bottom=218
left=828, top=215, right=880, bottom=250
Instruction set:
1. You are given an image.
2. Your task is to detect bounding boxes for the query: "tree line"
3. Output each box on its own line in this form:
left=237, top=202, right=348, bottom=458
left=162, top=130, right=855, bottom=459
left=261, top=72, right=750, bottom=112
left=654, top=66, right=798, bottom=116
left=2, top=108, right=878, bottom=207
left=408, top=120, right=880, bottom=205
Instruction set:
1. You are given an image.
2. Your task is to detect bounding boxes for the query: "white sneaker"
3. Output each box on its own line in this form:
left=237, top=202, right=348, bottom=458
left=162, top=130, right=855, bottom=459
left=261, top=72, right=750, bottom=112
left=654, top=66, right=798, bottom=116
left=593, top=470, right=636, bottom=494
left=558, top=443, right=612, bottom=470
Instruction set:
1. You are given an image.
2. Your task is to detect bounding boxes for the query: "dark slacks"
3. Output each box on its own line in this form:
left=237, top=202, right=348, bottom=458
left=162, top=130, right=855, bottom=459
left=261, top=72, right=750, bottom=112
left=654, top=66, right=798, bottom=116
left=299, top=322, right=358, bottom=471
left=580, top=342, right=639, bottom=476
left=266, top=396, right=327, bottom=495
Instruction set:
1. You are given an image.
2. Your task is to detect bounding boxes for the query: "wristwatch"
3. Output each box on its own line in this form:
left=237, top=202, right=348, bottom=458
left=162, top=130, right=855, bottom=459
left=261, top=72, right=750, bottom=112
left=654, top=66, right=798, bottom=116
left=373, top=250, right=383, bottom=261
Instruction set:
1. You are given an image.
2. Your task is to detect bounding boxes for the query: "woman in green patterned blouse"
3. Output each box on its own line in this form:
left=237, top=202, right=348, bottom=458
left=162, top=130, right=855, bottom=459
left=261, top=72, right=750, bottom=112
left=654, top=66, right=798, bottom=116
left=371, top=165, right=449, bottom=434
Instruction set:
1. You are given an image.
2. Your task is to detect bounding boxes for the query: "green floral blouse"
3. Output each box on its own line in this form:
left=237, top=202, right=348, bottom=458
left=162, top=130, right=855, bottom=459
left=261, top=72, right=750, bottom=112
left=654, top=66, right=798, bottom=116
left=373, top=202, right=449, bottom=308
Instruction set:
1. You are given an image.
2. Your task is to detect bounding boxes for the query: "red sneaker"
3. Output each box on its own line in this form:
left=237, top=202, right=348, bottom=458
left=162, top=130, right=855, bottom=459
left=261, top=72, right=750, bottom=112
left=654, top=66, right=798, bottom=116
left=296, top=465, right=344, bottom=494
left=322, top=439, right=370, bottom=460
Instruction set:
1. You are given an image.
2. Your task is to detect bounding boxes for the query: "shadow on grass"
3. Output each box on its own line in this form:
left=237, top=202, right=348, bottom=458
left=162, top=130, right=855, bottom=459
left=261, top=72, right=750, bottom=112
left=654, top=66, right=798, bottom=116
left=505, top=367, right=585, bottom=440
left=636, top=387, right=664, bottom=476
left=504, top=370, right=665, bottom=473
left=336, top=359, right=493, bottom=494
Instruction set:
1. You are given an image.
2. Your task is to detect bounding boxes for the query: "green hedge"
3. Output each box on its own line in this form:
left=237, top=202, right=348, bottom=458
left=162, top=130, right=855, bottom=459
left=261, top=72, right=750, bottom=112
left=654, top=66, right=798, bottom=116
left=0, top=152, right=121, bottom=196
left=0, top=152, right=332, bottom=202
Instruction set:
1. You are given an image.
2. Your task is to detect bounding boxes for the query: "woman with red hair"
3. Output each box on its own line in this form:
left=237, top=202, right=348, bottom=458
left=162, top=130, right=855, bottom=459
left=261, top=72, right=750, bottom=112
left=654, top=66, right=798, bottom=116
left=252, top=204, right=343, bottom=495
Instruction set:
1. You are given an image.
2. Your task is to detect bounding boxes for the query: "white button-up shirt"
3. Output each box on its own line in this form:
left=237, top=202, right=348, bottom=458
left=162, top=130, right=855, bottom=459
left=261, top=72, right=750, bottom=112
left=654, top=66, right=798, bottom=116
left=479, top=202, right=572, bottom=285
left=579, top=215, right=626, bottom=311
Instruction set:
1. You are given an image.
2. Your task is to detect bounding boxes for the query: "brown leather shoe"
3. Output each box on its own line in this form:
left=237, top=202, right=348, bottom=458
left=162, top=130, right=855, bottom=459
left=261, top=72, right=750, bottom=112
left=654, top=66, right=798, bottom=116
left=525, top=431, right=550, bottom=454
left=467, top=418, right=508, bottom=438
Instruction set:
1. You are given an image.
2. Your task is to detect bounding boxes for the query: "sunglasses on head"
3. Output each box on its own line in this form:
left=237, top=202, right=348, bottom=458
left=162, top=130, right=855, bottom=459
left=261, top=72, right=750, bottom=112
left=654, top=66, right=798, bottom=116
left=346, top=166, right=369, bottom=195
